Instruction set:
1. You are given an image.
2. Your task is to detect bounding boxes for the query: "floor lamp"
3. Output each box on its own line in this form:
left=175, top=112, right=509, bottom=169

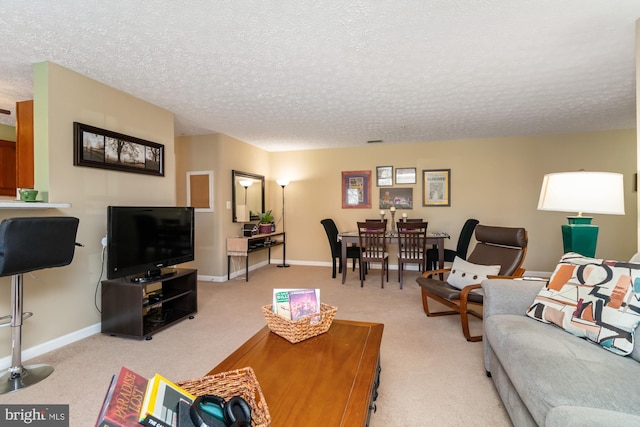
left=537, top=171, right=624, bottom=257
left=277, top=179, right=290, bottom=268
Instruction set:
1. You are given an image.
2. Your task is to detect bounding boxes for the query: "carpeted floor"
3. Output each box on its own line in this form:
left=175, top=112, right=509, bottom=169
left=0, top=265, right=511, bottom=426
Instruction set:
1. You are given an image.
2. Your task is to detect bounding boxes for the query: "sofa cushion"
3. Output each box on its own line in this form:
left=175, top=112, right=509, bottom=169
left=526, top=252, right=640, bottom=355
left=446, top=256, right=500, bottom=290
left=485, top=314, right=640, bottom=425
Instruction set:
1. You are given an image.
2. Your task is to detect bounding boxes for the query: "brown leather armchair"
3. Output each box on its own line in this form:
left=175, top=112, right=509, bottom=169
left=416, top=225, right=528, bottom=342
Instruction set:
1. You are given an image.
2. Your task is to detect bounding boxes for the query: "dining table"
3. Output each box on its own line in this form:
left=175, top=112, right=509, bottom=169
left=338, top=230, right=450, bottom=284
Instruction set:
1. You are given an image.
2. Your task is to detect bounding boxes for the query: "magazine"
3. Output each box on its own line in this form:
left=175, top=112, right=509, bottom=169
left=272, top=288, right=321, bottom=323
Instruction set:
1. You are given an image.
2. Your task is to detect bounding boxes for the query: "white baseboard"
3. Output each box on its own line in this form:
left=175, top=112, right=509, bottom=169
left=0, top=323, right=101, bottom=370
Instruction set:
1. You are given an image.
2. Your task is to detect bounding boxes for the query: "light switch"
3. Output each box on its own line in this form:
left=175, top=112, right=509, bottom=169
left=226, top=201, right=231, bottom=209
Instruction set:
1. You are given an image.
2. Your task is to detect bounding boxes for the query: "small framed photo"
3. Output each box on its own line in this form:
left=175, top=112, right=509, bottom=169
left=423, top=169, right=451, bottom=207
left=342, top=170, right=372, bottom=209
left=380, top=187, right=413, bottom=209
left=395, top=167, right=416, bottom=184
left=376, top=166, right=393, bottom=187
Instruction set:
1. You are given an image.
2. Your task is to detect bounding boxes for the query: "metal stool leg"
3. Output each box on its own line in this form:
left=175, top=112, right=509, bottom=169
left=0, top=273, right=53, bottom=394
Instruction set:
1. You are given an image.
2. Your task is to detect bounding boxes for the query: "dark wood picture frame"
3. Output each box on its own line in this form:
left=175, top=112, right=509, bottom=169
left=376, top=166, right=393, bottom=187
left=73, top=122, right=164, bottom=176
left=422, top=169, right=451, bottom=206
left=342, top=170, right=372, bottom=209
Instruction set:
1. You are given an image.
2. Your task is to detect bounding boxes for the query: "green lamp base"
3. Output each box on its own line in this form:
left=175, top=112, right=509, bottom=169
left=561, top=216, right=598, bottom=258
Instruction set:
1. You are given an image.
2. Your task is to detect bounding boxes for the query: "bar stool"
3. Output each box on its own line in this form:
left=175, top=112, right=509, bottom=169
left=0, top=216, right=80, bottom=394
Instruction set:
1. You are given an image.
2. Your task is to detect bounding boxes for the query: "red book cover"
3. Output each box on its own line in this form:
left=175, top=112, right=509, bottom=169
left=95, top=366, right=148, bottom=427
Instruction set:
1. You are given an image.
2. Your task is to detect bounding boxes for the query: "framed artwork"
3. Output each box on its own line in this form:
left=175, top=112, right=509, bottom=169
left=342, top=170, right=372, bottom=209
left=395, top=167, right=416, bottom=184
left=379, top=188, right=413, bottom=209
left=423, top=169, right=451, bottom=206
left=73, top=122, right=164, bottom=176
left=187, top=171, right=214, bottom=212
left=376, top=166, right=393, bottom=187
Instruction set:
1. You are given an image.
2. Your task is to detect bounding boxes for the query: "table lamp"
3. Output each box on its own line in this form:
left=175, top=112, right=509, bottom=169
left=537, top=171, right=624, bottom=257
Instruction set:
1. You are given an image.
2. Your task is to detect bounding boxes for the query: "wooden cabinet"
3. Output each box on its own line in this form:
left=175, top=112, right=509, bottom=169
left=101, top=268, right=197, bottom=340
left=0, top=140, right=16, bottom=196
left=16, top=100, right=34, bottom=189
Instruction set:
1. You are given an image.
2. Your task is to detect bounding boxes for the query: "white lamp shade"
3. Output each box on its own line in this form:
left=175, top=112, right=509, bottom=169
left=276, top=179, right=290, bottom=187
left=239, top=180, right=253, bottom=188
left=538, top=171, right=625, bottom=215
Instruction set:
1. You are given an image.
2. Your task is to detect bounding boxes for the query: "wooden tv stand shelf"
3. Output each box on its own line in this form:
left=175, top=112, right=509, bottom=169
left=208, top=319, right=383, bottom=426
left=101, top=268, right=197, bottom=340
left=227, top=231, right=285, bottom=281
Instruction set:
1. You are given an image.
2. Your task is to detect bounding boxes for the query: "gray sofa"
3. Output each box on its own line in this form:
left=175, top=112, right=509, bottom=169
left=482, top=278, right=640, bottom=426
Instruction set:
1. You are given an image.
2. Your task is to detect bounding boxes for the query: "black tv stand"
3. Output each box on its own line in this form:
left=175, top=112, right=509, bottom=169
left=102, top=268, right=197, bottom=340
left=131, top=269, right=178, bottom=283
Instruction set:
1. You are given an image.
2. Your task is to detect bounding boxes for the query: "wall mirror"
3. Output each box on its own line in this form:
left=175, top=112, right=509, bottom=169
left=232, top=170, right=265, bottom=222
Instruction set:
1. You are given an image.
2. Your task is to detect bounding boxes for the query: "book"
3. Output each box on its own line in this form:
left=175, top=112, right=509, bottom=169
left=95, top=366, right=148, bottom=427
left=288, top=289, right=320, bottom=322
left=138, top=373, right=195, bottom=427
left=272, top=288, right=321, bottom=323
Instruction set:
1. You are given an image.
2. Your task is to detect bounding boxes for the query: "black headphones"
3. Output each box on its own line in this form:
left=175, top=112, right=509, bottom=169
left=189, top=395, right=252, bottom=427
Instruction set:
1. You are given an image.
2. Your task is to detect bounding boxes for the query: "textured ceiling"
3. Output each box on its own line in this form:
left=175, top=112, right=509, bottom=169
left=0, top=1, right=639, bottom=152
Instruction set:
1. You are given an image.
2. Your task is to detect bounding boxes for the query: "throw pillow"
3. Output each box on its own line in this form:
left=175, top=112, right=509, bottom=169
left=526, top=252, right=640, bottom=356
left=447, top=256, right=500, bottom=290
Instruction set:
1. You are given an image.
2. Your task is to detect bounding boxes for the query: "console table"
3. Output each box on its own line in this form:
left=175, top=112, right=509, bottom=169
left=207, top=319, right=383, bottom=426
left=227, top=231, right=285, bottom=281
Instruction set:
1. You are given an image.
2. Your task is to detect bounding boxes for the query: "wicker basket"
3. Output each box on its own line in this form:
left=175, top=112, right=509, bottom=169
left=176, top=367, right=271, bottom=427
left=262, top=303, right=337, bottom=344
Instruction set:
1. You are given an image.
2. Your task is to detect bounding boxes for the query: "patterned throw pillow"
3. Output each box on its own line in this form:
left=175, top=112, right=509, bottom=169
left=527, top=252, right=640, bottom=355
left=446, top=256, right=500, bottom=290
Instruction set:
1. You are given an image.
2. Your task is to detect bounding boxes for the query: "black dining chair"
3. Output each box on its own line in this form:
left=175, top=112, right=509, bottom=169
left=321, top=219, right=363, bottom=279
left=426, top=218, right=479, bottom=270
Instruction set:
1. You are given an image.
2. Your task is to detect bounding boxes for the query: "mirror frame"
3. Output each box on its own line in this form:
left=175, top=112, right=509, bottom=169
left=232, top=170, right=265, bottom=222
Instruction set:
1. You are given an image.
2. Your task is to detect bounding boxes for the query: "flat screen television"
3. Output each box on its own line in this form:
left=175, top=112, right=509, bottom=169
left=107, top=206, right=195, bottom=280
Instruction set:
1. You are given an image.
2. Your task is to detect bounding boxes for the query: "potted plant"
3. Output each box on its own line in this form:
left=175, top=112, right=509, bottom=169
left=258, top=210, right=275, bottom=234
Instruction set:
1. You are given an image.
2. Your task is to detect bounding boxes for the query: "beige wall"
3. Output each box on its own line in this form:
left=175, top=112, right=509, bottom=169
left=0, top=62, right=175, bottom=360
left=0, top=124, right=15, bottom=141
left=175, top=133, right=270, bottom=277
left=179, top=128, right=637, bottom=279
left=268, top=130, right=637, bottom=274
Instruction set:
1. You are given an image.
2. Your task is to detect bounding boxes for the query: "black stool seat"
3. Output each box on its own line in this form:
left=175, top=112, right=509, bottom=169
left=0, top=216, right=79, bottom=394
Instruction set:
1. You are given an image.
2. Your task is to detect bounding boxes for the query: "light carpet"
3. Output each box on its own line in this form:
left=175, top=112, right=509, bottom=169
left=0, top=265, right=511, bottom=426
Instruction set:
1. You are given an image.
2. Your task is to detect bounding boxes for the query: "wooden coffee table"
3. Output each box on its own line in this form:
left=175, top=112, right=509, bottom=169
left=207, top=319, right=384, bottom=426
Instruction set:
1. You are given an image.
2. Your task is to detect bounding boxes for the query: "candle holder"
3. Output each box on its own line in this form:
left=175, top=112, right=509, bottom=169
left=379, top=213, right=386, bottom=221
left=390, top=210, right=396, bottom=232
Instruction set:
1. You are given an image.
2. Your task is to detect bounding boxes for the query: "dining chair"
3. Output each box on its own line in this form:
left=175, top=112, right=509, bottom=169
left=357, top=221, right=389, bottom=288
left=396, top=221, right=428, bottom=289
left=426, top=218, right=479, bottom=270
left=365, top=219, right=388, bottom=229
left=320, top=219, right=362, bottom=279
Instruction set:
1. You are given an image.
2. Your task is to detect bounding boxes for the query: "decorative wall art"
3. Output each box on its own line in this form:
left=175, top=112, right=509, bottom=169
left=395, top=167, right=417, bottom=184
left=342, top=170, right=371, bottom=208
left=376, top=166, right=393, bottom=187
left=73, top=122, right=164, bottom=176
left=423, top=169, right=451, bottom=206
left=379, top=187, right=413, bottom=209
left=187, top=171, right=214, bottom=212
